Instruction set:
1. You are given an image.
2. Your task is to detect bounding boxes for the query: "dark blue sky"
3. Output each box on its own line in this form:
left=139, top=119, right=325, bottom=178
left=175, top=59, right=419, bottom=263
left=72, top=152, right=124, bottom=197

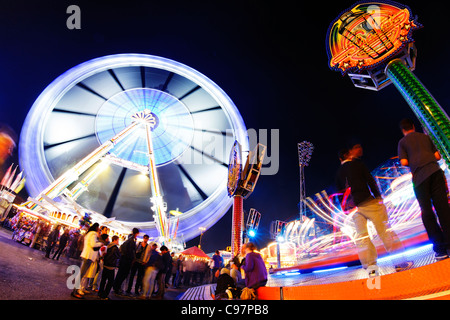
left=1, top=1, right=449, bottom=253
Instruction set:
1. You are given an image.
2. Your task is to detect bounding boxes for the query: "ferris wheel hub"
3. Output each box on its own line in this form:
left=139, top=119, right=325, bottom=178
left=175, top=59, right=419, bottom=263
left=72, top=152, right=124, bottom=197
left=131, top=109, right=158, bottom=128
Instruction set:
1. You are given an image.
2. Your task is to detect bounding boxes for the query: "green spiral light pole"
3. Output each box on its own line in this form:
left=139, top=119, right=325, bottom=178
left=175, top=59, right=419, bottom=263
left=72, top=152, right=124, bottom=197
left=386, top=59, right=450, bottom=166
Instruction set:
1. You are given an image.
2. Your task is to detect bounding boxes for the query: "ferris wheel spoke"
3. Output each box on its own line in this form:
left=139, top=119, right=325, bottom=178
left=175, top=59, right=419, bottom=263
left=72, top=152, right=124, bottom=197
left=193, top=128, right=234, bottom=137
left=161, top=72, right=174, bottom=92
left=189, top=145, right=228, bottom=167
left=140, top=66, right=146, bottom=88
left=103, top=167, right=127, bottom=218
left=76, top=82, right=109, bottom=101
left=190, top=106, right=222, bottom=115
left=178, top=85, right=201, bottom=100
left=44, top=133, right=97, bottom=150
left=108, top=69, right=126, bottom=91
left=52, top=108, right=97, bottom=117
left=106, top=69, right=147, bottom=110
left=175, top=163, right=208, bottom=201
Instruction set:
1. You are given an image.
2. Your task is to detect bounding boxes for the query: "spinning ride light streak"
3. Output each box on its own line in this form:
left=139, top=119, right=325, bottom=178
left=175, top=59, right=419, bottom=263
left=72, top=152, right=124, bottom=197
left=284, top=158, right=444, bottom=261
left=19, top=54, right=249, bottom=241
left=327, top=1, right=450, bottom=167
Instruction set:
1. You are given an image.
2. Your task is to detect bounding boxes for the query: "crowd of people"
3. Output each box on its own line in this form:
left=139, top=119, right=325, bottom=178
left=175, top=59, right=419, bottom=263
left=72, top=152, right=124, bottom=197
left=4, top=207, right=269, bottom=300
left=69, top=222, right=268, bottom=300
left=69, top=224, right=212, bottom=300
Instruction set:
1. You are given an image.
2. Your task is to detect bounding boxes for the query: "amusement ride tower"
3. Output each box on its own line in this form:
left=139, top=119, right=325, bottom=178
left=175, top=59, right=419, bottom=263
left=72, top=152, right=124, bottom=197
left=327, top=1, right=450, bottom=167
left=227, top=141, right=266, bottom=257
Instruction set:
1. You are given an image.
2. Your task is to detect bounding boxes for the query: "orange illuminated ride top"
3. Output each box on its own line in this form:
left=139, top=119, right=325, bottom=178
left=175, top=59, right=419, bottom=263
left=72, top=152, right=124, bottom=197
left=327, top=1, right=421, bottom=75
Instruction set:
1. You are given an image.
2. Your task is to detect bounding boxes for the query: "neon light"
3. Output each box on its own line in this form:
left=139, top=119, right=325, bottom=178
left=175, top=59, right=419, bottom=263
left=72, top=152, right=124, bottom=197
left=378, top=243, right=433, bottom=263
left=312, top=266, right=348, bottom=274
left=327, top=1, right=421, bottom=75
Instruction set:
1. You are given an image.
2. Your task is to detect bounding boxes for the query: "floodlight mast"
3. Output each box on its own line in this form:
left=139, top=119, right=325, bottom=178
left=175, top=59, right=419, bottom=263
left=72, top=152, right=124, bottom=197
left=137, top=109, right=169, bottom=243
left=297, top=141, right=314, bottom=220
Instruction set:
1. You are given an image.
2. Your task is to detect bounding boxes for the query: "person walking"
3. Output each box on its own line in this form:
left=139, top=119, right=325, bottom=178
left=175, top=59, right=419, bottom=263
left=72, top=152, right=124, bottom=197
left=154, top=245, right=171, bottom=299
left=113, top=228, right=139, bottom=295
left=140, top=242, right=162, bottom=299
left=52, top=228, right=69, bottom=260
left=336, top=145, right=412, bottom=275
left=67, top=230, right=80, bottom=258
left=45, top=225, right=61, bottom=258
left=98, top=235, right=121, bottom=300
left=92, top=233, right=109, bottom=292
left=398, top=118, right=450, bottom=260
left=211, top=250, right=223, bottom=283
left=126, top=234, right=149, bottom=296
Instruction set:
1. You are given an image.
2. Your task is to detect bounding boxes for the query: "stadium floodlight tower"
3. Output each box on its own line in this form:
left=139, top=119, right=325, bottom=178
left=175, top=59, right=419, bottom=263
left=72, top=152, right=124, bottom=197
left=297, top=141, right=314, bottom=221
left=327, top=1, right=450, bottom=167
left=227, top=141, right=266, bottom=257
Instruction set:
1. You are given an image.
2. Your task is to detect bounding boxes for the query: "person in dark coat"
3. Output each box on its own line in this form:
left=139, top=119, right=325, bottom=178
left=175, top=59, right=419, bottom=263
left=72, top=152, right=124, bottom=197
left=52, top=228, right=69, bottom=260
left=154, top=245, right=171, bottom=299
left=113, top=228, right=139, bottom=294
left=45, top=225, right=61, bottom=258
left=98, top=235, right=121, bottom=300
left=215, top=268, right=238, bottom=299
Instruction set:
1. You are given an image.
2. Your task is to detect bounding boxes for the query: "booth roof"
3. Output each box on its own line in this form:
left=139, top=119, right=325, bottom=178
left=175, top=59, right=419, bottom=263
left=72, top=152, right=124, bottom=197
left=180, top=246, right=211, bottom=259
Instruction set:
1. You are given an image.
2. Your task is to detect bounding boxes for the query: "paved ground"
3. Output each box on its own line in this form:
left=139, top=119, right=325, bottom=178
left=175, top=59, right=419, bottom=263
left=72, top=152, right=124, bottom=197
left=0, top=227, right=186, bottom=300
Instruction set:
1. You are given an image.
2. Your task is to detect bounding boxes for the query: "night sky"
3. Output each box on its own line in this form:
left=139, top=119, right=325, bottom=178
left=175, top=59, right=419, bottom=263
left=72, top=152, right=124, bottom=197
left=1, top=0, right=450, bottom=253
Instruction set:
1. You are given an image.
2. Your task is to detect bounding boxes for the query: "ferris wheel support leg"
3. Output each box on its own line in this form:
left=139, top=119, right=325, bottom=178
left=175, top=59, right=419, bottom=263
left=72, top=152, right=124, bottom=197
left=145, top=123, right=168, bottom=242
left=231, top=195, right=244, bottom=257
left=26, top=122, right=140, bottom=210
left=386, top=59, right=450, bottom=167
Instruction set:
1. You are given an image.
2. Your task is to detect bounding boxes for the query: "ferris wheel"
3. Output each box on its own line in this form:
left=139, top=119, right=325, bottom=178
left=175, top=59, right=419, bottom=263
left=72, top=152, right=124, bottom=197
left=19, top=54, right=249, bottom=241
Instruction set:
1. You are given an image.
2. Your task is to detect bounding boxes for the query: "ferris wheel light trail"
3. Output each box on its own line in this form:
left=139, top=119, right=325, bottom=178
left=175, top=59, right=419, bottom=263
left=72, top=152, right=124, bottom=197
left=19, top=54, right=249, bottom=241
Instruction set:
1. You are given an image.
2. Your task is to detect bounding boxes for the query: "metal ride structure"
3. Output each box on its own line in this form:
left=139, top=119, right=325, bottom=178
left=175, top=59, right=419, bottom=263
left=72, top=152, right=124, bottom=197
left=326, top=0, right=450, bottom=167
left=297, top=141, right=314, bottom=220
left=19, top=54, right=249, bottom=243
left=245, top=208, right=261, bottom=242
left=227, top=141, right=266, bottom=257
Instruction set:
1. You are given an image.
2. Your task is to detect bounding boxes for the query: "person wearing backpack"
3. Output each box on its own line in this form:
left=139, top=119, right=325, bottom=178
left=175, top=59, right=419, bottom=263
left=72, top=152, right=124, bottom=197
left=98, top=235, right=121, bottom=300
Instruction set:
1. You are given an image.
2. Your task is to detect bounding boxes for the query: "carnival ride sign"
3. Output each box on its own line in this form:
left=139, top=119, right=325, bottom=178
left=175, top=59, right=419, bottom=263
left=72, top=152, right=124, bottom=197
left=327, top=1, right=421, bottom=75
